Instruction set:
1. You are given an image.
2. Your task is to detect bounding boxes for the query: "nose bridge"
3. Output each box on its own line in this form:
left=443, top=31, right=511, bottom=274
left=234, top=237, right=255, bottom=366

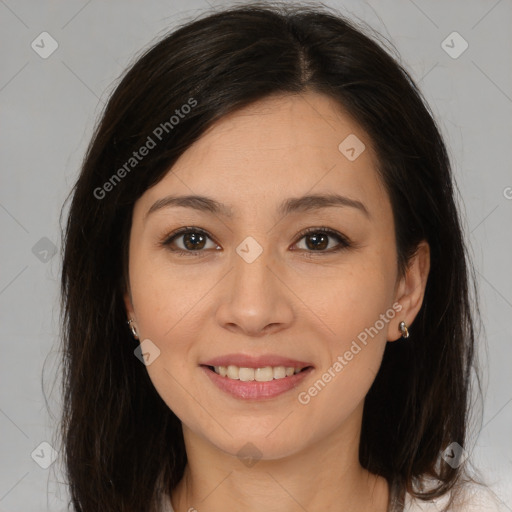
left=215, top=235, right=293, bottom=335
left=232, top=235, right=275, bottom=310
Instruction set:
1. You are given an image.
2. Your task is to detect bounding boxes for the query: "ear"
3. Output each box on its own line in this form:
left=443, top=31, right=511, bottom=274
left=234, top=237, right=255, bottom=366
left=387, top=240, right=430, bottom=342
left=124, top=288, right=136, bottom=321
left=124, top=290, right=140, bottom=340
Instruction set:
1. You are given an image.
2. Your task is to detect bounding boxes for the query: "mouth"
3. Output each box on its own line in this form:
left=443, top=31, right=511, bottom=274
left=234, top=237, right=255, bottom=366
left=199, top=361, right=314, bottom=400
left=201, top=364, right=313, bottom=382
left=199, top=354, right=315, bottom=400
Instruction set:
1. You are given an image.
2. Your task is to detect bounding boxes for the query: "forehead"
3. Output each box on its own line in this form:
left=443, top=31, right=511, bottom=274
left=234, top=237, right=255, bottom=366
left=136, top=91, right=390, bottom=221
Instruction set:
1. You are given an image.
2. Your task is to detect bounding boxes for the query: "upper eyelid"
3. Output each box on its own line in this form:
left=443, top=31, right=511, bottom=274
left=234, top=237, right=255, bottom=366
left=162, top=226, right=217, bottom=244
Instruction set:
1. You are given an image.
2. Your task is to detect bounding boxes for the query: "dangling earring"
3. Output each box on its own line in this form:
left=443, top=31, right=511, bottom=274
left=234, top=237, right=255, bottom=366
left=127, top=319, right=139, bottom=339
left=399, top=321, right=409, bottom=339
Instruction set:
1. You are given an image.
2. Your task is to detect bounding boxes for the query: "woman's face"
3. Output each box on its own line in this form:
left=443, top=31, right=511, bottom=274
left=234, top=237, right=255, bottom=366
left=125, top=91, right=413, bottom=460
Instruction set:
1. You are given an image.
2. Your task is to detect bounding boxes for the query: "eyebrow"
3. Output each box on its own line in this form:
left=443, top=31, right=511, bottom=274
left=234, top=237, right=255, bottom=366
left=145, top=193, right=370, bottom=221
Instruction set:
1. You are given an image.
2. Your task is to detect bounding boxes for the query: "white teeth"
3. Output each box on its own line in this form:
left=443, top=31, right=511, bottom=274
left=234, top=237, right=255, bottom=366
left=212, top=364, right=305, bottom=381
left=255, top=366, right=274, bottom=381
left=273, top=366, right=286, bottom=379
left=227, top=365, right=239, bottom=379
left=239, top=367, right=254, bottom=381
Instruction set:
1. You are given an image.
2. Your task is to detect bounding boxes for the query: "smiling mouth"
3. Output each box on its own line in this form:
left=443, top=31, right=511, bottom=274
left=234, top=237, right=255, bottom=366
left=202, top=364, right=313, bottom=382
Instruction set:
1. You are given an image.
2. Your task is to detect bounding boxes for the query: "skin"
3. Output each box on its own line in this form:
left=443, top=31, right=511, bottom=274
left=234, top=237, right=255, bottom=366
left=124, top=91, right=430, bottom=512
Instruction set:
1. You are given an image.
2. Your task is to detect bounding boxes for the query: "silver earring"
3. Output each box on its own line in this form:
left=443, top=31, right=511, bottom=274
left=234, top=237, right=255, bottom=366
left=399, top=321, right=409, bottom=339
left=127, top=319, right=139, bottom=339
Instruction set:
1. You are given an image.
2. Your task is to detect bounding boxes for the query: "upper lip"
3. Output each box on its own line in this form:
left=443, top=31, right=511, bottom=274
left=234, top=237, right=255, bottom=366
left=201, top=353, right=313, bottom=369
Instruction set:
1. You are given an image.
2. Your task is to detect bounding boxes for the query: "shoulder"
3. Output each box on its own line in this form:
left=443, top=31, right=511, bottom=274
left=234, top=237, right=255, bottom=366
left=404, top=482, right=508, bottom=511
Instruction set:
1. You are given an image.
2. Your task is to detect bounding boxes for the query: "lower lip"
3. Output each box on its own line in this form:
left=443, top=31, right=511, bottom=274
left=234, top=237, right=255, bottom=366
left=201, top=366, right=314, bottom=400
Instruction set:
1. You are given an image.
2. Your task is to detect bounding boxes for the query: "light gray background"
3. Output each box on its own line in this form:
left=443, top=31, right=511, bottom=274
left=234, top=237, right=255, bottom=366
left=1, top=0, right=511, bottom=510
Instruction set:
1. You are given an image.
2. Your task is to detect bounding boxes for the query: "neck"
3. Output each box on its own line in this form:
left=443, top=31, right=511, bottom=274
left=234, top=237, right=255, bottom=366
left=170, top=404, right=389, bottom=512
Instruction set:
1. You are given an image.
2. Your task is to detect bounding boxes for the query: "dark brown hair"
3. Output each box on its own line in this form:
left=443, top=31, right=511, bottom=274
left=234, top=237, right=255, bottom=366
left=56, top=2, right=481, bottom=510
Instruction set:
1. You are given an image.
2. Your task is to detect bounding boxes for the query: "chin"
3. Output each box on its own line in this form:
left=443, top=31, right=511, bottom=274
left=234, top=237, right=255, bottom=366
left=203, top=424, right=312, bottom=463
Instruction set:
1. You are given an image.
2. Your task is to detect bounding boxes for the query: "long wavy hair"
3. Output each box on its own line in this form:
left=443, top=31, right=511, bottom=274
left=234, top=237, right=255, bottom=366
left=56, top=2, right=481, bottom=510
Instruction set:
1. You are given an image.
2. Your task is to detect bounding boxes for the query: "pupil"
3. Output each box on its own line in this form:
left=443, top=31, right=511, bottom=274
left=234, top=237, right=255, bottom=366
left=184, top=232, right=205, bottom=250
left=307, top=233, right=328, bottom=250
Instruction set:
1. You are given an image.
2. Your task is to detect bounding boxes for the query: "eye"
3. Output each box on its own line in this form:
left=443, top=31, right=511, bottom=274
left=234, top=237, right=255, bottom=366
left=160, top=227, right=220, bottom=256
left=160, top=226, right=352, bottom=257
left=292, top=227, right=352, bottom=254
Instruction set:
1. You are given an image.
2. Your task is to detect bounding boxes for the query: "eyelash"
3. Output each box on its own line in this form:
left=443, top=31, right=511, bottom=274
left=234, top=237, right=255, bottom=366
left=159, top=226, right=353, bottom=258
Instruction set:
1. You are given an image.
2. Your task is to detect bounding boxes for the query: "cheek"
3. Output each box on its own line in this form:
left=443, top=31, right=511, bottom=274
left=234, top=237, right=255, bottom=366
left=128, top=252, right=212, bottom=419
left=129, top=249, right=208, bottom=340
left=132, top=293, right=206, bottom=431
left=300, top=250, right=397, bottom=342
left=295, top=276, right=393, bottom=436
left=305, top=249, right=396, bottom=395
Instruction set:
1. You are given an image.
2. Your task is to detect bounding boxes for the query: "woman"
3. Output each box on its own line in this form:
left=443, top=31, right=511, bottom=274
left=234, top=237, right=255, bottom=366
left=58, top=2, right=503, bottom=511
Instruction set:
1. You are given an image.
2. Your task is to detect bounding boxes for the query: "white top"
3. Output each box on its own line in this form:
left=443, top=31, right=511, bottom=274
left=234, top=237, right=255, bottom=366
left=403, top=483, right=508, bottom=511
left=160, top=483, right=508, bottom=511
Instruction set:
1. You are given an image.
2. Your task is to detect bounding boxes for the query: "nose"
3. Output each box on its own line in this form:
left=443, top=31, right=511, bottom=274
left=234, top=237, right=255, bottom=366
left=215, top=242, right=295, bottom=338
